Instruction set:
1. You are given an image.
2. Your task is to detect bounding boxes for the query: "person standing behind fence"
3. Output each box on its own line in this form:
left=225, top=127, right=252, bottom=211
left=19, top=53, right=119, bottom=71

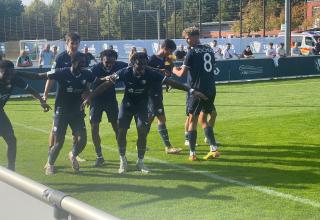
left=291, top=42, right=302, bottom=56
left=222, top=43, right=239, bottom=59
left=129, top=47, right=137, bottom=62
left=313, top=38, right=320, bottom=55
left=241, top=45, right=254, bottom=58
left=39, top=44, right=54, bottom=68
left=16, top=50, right=33, bottom=68
left=276, top=43, right=286, bottom=58
left=211, top=40, right=222, bottom=59
left=84, top=46, right=97, bottom=67
left=175, top=44, right=187, bottom=60
left=266, top=42, right=276, bottom=58
left=52, top=45, right=58, bottom=60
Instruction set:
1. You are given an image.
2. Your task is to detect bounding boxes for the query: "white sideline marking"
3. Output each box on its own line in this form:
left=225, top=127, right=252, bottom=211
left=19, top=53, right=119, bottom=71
left=14, top=122, right=320, bottom=209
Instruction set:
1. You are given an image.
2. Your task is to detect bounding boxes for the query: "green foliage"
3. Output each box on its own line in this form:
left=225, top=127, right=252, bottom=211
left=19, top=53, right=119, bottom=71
left=0, top=0, right=24, bottom=16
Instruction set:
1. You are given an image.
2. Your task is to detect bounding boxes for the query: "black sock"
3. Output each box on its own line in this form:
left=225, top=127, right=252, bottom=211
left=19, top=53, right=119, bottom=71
left=203, top=126, right=217, bottom=145
left=95, top=145, right=103, bottom=158
left=188, top=130, right=197, bottom=152
left=204, top=126, right=216, bottom=145
left=158, top=124, right=171, bottom=147
left=185, top=132, right=189, bottom=141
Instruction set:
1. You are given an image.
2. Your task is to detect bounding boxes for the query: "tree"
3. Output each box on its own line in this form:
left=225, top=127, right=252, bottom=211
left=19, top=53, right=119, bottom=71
left=0, top=0, right=24, bottom=17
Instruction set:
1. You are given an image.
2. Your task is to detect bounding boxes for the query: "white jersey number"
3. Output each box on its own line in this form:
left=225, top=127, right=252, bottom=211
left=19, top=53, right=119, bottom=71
left=203, top=53, right=213, bottom=72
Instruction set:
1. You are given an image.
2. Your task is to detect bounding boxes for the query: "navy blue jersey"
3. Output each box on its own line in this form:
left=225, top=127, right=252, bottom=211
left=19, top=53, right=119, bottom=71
left=52, top=51, right=72, bottom=69
left=183, top=44, right=216, bottom=96
left=47, top=68, right=95, bottom=114
left=0, top=76, right=29, bottom=109
left=116, top=67, right=165, bottom=106
left=148, top=55, right=166, bottom=96
left=90, top=61, right=127, bottom=104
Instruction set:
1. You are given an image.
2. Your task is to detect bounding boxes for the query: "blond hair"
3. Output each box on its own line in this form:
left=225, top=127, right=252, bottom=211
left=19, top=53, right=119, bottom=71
left=182, top=26, right=200, bottom=38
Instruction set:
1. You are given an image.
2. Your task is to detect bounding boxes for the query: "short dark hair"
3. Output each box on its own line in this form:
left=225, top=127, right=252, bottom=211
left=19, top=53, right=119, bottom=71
left=100, top=49, right=118, bottom=60
left=0, top=60, right=14, bottom=69
left=161, top=39, right=177, bottom=50
left=269, top=42, right=273, bottom=46
left=71, top=52, right=85, bottom=65
left=182, top=27, right=200, bottom=38
left=65, top=32, right=81, bottom=42
left=130, top=52, right=148, bottom=65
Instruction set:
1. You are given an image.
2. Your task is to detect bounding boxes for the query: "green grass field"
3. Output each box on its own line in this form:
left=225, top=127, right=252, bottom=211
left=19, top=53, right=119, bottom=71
left=1, top=78, right=320, bottom=219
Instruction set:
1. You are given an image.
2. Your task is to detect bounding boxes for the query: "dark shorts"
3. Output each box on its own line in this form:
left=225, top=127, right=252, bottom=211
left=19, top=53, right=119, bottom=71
left=53, top=112, right=86, bottom=137
left=118, top=101, right=148, bottom=129
left=187, top=93, right=216, bottom=116
left=148, top=94, right=165, bottom=117
left=0, top=109, right=14, bottom=137
left=90, top=101, right=119, bottom=124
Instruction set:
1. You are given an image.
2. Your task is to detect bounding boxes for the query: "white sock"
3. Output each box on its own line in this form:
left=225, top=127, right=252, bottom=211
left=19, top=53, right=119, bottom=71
left=189, top=151, right=196, bottom=156
left=210, top=145, right=217, bottom=152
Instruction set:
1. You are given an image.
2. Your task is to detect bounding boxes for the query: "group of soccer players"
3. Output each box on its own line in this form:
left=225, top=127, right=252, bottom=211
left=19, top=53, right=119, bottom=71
left=0, top=26, right=220, bottom=175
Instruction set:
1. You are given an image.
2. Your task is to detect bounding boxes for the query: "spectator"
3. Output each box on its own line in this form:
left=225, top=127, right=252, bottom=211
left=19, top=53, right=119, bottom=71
left=39, top=44, right=54, bottom=68
left=276, top=43, right=286, bottom=58
left=141, top=48, right=150, bottom=60
left=291, top=42, right=302, bottom=56
left=241, top=45, right=254, bottom=58
left=222, top=43, right=239, bottom=59
left=174, top=44, right=187, bottom=60
left=108, top=45, right=114, bottom=50
left=84, top=46, right=97, bottom=67
left=266, top=42, right=276, bottom=58
left=52, top=45, right=58, bottom=60
left=313, top=38, right=320, bottom=55
left=210, top=40, right=222, bottom=59
left=129, top=46, right=137, bottom=62
left=16, top=50, right=33, bottom=67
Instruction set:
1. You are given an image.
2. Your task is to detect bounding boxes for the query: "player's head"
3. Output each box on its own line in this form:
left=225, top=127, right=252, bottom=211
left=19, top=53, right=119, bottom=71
left=280, top=42, right=284, bottom=48
left=65, top=32, right=80, bottom=54
left=45, top=44, right=50, bottom=51
left=100, top=49, right=118, bottom=70
left=131, top=52, right=148, bottom=75
left=71, top=52, right=86, bottom=71
left=0, top=60, right=14, bottom=80
left=226, top=43, right=232, bottom=49
left=182, top=27, right=200, bottom=47
left=160, top=39, right=177, bottom=56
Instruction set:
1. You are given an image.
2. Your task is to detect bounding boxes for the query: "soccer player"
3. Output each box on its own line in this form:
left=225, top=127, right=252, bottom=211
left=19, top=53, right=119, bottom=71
left=43, top=32, right=86, bottom=163
left=89, top=49, right=127, bottom=167
left=83, top=52, right=207, bottom=174
left=173, top=27, right=220, bottom=161
left=147, top=39, right=182, bottom=154
left=0, top=60, right=50, bottom=171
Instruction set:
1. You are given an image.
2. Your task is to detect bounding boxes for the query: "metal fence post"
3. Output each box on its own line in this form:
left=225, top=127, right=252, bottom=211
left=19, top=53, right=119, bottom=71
left=263, top=0, right=266, bottom=37
left=131, top=0, right=134, bottom=40
left=219, top=0, right=222, bottom=38
left=165, top=0, right=168, bottom=39
left=107, top=4, right=111, bottom=40
left=173, top=0, right=176, bottom=39
left=54, top=206, right=69, bottom=220
left=239, top=0, right=243, bottom=38
left=199, top=0, right=202, bottom=35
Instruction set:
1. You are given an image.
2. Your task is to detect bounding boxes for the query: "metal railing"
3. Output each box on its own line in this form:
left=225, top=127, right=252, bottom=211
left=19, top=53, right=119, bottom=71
left=0, top=166, right=119, bottom=220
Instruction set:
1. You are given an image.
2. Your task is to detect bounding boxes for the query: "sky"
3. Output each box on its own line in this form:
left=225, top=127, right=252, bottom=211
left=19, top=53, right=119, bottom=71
left=22, top=0, right=52, bottom=6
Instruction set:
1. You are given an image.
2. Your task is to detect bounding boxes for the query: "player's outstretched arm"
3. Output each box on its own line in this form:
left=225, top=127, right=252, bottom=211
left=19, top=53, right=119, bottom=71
left=172, top=65, right=188, bottom=77
left=15, top=70, right=48, bottom=80
left=164, top=78, right=208, bottom=100
left=82, top=75, right=117, bottom=108
left=25, top=86, right=51, bottom=112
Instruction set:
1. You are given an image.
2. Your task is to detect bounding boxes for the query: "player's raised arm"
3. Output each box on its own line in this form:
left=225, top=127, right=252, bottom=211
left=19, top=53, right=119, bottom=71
left=82, top=73, right=118, bottom=108
left=163, top=77, right=208, bottom=101
left=15, top=70, right=49, bottom=80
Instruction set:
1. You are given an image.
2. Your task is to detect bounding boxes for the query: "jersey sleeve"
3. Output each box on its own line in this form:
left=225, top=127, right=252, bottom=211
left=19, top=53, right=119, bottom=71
left=85, top=70, right=96, bottom=83
left=150, top=70, right=165, bottom=83
left=116, top=68, right=127, bottom=82
left=12, top=76, right=29, bottom=90
left=183, top=50, right=192, bottom=68
left=47, top=68, right=64, bottom=81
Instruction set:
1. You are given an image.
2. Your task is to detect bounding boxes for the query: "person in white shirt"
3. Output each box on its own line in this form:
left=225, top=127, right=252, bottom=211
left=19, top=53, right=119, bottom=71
left=211, top=40, right=222, bottom=59
left=39, top=44, right=54, bottom=68
left=276, top=43, right=286, bottom=57
left=291, top=42, right=301, bottom=56
left=266, top=42, right=276, bottom=58
left=222, top=43, right=239, bottom=59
